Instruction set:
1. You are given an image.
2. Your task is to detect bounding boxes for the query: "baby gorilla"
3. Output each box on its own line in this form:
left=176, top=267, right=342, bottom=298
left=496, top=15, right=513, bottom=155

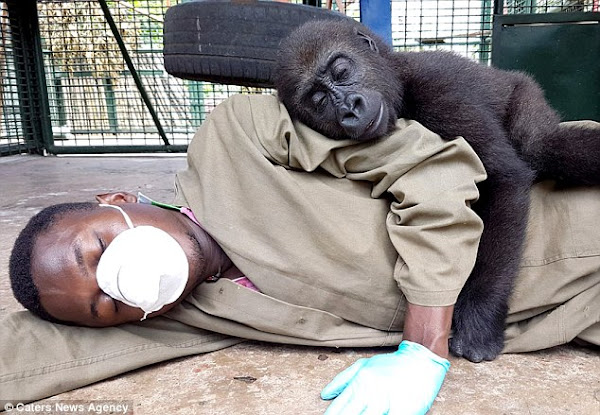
left=274, top=19, right=600, bottom=363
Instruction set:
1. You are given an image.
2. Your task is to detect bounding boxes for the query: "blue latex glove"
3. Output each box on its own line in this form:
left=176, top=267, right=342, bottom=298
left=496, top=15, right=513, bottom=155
left=321, top=341, right=450, bottom=415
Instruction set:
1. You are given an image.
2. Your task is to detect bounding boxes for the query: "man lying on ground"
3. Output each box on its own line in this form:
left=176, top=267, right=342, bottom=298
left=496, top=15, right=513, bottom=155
left=3, top=94, right=599, bottom=414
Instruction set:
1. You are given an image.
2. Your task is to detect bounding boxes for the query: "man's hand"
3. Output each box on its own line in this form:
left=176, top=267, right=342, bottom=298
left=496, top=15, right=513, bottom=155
left=321, top=303, right=454, bottom=414
left=321, top=341, right=450, bottom=415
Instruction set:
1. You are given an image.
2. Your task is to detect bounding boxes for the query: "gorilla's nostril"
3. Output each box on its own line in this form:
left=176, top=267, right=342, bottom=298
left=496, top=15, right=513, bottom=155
left=340, top=111, right=359, bottom=127
left=347, top=94, right=365, bottom=112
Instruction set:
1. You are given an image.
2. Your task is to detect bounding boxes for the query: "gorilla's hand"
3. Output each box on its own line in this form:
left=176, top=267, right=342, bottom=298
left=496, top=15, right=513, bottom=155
left=450, top=303, right=506, bottom=362
left=321, top=341, right=450, bottom=415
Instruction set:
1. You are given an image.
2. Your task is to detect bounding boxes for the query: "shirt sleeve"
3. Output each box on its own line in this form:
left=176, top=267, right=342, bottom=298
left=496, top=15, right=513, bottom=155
left=204, top=94, right=488, bottom=307
left=316, top=121, right=487, bottom=306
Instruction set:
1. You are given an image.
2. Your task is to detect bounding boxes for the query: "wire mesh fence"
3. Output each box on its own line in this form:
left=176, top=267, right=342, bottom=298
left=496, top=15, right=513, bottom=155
left=0, top=2, right=41, bottom=156
left=36, top=0, right=265, bottom=151
left=501, top=0, right=597, bottom=14
left=392, top=0, right=493, bottom=63
left=0, top=0, right=596, bottom=155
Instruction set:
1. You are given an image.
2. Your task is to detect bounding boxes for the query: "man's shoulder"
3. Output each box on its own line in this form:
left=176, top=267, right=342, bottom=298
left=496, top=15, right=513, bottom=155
left=219, top=93, right=282, bottom=115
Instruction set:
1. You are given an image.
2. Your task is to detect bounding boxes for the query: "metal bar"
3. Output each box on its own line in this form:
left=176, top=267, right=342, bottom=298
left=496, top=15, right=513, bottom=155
left=104, top=77, right=118, bottom=133
left=5, top=5, right=33, bottom=149
left=6, top=0, right=53, bottom=154
left=302, top=0, right=322, bottom=7
left=48, top=144, right=188, bottom=154
left=0, top=142, right=33, bottom=156
left=29, top=0, right=54, bottom=153
left=494, top=0, right=504, bottom=15
left=360, top=0, right=392, bottom=45
left=479, top=0, right=493, bottom=63
left=97, top=0, right=171, bottom=146
left=495, top=11, right=599, bottom=24
left=188, top=82, right=205, bottom=126
left=54, top=77, right=67, bottom=128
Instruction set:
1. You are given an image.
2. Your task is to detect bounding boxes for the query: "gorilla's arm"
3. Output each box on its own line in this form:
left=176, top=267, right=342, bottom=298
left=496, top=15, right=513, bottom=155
left=405, top=97, right=537, bottom=361
left=450, top=127, right=535, bottom=361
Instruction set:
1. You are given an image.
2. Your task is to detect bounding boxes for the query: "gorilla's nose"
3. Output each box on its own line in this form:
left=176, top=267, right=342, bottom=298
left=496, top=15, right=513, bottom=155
left=337, top=93, right=367, bottom=135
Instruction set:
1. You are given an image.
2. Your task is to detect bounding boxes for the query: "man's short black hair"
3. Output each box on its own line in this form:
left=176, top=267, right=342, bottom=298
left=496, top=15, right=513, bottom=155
left=9, top=202, right=97, bottom=323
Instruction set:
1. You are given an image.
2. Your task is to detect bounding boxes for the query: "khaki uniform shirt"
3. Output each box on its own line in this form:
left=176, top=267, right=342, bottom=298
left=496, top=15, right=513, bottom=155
left=173, top=94, right=487, bottom=334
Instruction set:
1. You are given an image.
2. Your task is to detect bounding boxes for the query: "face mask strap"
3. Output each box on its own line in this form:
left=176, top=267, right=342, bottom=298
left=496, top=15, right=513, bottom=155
left=99, top=204, right=134, bottom=229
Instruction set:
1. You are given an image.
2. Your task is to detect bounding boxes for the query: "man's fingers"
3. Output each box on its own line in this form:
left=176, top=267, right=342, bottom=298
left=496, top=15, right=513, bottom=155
left=320, top=358, right=368, bottom=400
left=323, top=382, right=366, bottom=415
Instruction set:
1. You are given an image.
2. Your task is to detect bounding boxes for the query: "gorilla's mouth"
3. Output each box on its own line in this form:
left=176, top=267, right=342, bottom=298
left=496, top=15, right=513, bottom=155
left=364, top=102, right=385, bottom=138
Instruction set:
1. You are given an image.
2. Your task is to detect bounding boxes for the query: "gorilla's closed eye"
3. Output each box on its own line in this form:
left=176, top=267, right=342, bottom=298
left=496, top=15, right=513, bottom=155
left=311, top=91, right=328, bottom=111
left=331, top=58, right=351, bottom=82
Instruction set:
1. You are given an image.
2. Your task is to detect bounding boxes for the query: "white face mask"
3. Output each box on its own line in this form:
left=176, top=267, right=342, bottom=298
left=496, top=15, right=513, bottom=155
left=96, top=204, right=189, bottom=320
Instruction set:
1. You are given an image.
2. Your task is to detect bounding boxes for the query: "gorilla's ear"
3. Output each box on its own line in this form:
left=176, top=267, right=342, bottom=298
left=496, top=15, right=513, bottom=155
left=356, top=29, right=379, bottom=53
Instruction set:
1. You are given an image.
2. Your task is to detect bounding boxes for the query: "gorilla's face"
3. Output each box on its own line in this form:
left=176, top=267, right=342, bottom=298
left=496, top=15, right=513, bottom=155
left=297, top=53, right=395, bottom=141
left=275, top=20, right=402, bottom=141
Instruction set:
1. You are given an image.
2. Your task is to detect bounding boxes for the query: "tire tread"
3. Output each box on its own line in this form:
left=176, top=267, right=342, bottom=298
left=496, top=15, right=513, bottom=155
left=163, top=1, right=349, bottom=87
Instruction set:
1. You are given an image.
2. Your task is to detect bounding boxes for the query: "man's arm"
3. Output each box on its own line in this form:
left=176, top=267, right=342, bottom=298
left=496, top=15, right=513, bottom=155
left=403, top=303, right=453, bottom=359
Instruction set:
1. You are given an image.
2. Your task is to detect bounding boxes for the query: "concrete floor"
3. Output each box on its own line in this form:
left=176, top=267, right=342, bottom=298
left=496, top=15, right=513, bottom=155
left=0, top=154, right=598, bottom=414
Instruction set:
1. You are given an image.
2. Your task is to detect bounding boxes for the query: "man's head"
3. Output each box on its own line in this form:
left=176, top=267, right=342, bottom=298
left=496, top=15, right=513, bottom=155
left=10, top=202, right=96, bottom=323
left=9, top=192, right=215, bottom=327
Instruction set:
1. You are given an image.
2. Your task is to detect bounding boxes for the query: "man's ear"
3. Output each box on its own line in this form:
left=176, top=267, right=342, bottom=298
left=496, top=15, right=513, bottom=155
left=95, top=192, right=137, bottom=205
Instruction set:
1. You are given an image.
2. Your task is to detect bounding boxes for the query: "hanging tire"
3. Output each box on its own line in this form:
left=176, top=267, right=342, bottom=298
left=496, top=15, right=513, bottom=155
left=163, top=1, right=350, bottom=88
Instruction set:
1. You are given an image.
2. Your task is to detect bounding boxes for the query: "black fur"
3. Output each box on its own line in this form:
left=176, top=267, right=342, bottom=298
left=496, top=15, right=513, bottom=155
left=274, top=19, right=600, bottom=362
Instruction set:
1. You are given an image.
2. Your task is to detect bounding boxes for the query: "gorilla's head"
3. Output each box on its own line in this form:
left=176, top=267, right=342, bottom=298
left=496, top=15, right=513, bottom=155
left=275, top=19, right=402, bottom=141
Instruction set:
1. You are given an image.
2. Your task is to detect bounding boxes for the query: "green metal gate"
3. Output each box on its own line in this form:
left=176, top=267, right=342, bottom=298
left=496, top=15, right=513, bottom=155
left=0, top=1, right=45, bottom=156
left=492, top=0, right=600, bottom=121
